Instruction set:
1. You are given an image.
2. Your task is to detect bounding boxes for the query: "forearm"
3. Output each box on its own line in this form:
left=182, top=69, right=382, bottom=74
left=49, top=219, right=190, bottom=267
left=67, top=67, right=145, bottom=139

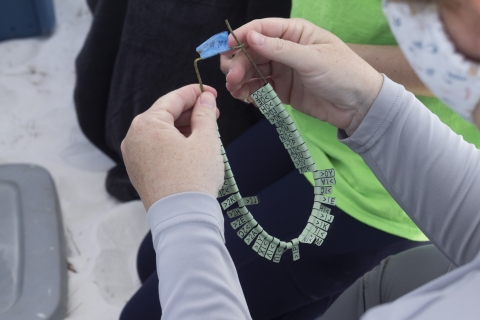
left=340, top=75, right=480, bottom=266
left=148, top=192, right=251, bottom=320
left=348, top=44, right=433, bottom=97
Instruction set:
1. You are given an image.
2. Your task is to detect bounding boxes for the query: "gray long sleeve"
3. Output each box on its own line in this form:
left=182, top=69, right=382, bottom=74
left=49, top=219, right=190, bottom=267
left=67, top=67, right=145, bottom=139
left=340, top=76, right=480, bottom=319
left=340, top=75, right=480, bottom=267
left=146, top=76, right=480, bottom=319
left=147, top=192, right=251, bottom=320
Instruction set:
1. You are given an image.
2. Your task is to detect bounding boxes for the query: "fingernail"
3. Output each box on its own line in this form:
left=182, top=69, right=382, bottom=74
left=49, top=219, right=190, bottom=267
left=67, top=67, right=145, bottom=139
left=250, top=31, right=265, bottom=47
left=200, top=92, right=216, bottom=110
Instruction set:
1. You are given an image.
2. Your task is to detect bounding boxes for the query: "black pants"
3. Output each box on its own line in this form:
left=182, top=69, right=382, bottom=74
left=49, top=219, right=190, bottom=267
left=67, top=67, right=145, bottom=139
left=120, top=119, right=428, bottom=319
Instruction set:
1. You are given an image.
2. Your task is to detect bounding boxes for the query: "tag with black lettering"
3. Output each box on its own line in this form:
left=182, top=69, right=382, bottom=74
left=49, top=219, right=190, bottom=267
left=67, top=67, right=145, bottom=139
left=298, top=164, right=317, bottom=174
left=315, top=195, right=337, bottom=206
left=226, top=206, right=248, bottom=218
left=292, top=240, right=300, bottom=261
left=265, top=238, right=280, bottom=260
left=252, top=232, right=266, bottom=252
left=245, top=196, right=260, bottom=205
left=230, top=213, right=253, bottom=229
left=314, top=186, right=332, bottom=195
left=244, top=225, right=262, bottom=245
left=315, top=177, right=336, bottom=186
left=221, top=194, right=238, bottom=210
left=274, top=117, right=295, bottom=128
left=237, top=219, right=256, bottom=238
left=313, top=169, right=335, bottom=179
left=276, top=122, right=297, bottom=135
left=218, top=184, right=239, bottom=197
left=272, top=242, right=287, bottom=263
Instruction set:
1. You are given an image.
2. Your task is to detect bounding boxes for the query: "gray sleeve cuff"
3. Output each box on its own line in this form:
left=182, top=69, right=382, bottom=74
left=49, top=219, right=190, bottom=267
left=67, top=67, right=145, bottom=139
left=338, top=74, right=404, bottom=153
left=147, top=192, right=225, bottom=243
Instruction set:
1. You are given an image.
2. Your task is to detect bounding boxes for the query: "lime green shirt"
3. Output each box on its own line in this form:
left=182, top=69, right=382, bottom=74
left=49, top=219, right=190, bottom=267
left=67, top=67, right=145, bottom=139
left=290, top=0, right=480, bottom=241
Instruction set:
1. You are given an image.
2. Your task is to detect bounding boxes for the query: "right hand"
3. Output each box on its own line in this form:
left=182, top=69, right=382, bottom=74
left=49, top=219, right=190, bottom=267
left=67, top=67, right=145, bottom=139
left=220, top=54, right=233, bottom=76
left=225, top=18, right=384, bottom=136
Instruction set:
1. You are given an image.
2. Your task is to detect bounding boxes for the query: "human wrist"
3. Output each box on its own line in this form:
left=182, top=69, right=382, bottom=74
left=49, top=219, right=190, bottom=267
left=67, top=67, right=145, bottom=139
left=147, top=192, right=225, bottom=240
left=344, top=72, right=384, bottom=136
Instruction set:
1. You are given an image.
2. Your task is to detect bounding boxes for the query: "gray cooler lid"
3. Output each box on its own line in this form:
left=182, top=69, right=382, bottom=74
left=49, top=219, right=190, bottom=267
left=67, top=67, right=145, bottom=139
left=0, top=164, right=67, bottom=320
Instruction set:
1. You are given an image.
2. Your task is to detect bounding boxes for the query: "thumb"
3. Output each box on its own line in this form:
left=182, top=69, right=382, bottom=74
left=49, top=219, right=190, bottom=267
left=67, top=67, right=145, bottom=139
left=247, top=30, right=316, bottom=74
left=190, top=92, right=218, bottom=137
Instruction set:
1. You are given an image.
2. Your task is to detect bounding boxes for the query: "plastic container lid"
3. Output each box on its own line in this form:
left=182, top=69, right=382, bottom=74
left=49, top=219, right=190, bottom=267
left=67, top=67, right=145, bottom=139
left=0, top=164, right=66, bottom=320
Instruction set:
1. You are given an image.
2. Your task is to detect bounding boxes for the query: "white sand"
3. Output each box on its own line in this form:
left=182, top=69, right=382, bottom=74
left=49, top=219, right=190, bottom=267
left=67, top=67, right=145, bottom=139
left=0, top=1, right=149, bottom=319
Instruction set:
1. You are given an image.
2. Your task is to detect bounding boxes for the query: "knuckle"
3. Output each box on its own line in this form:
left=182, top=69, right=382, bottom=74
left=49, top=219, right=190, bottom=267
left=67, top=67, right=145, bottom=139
left=130, top=114, right=146, bottom=129
left=120, top=140, right=127, bottom=154
left=272, top=38, right=288, bottom=53
left=156, top=109, right=172, bottom=122
left=195, top=109, right=215, bottom=121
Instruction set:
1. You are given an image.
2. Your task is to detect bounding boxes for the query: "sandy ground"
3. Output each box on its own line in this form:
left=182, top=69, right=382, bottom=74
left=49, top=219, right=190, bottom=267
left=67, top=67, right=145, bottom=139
left=0, top=1, right=149, bottom=319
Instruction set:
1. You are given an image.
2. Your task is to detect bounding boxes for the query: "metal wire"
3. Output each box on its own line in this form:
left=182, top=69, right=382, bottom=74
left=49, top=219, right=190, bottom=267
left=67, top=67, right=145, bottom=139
left=194, top=21, right=267, bottom=94
left=225, top=19, right=268, bottom=85
left=194, top=57, right=204, bottom=93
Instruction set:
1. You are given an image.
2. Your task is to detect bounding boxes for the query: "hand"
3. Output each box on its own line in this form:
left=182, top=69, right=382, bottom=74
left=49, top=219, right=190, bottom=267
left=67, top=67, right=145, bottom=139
left=225, top=18, right=384, bottom=136
left=121, top=85, right=224, bottom=211
left=220, top=54, right=233, bottom=75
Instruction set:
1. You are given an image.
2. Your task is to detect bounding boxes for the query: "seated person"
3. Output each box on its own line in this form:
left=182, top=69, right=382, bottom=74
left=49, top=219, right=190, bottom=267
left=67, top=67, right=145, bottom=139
left=74, top=0, right=290, bottom=202
left=121, top=0, right=480, bottom=318
left=127, top=0, right=476, bottom=318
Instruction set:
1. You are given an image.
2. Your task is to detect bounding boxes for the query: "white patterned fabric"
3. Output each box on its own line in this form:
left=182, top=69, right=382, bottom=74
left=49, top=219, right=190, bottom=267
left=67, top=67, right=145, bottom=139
left=383, top=0, right=480, bottom=122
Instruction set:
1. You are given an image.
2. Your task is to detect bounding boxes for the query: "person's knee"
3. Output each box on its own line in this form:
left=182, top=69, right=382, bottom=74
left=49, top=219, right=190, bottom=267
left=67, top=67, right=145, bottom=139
left=376, top=245, right=452, bottom=303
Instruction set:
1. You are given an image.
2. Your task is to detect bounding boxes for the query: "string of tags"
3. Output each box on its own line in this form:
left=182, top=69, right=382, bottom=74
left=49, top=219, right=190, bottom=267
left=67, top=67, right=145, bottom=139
left=217, top=84, right=337, bottom=262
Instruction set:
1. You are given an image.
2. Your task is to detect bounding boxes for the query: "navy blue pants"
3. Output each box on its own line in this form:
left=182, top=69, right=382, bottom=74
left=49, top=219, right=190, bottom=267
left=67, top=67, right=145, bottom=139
left=120, top=119, right=427, bottom=320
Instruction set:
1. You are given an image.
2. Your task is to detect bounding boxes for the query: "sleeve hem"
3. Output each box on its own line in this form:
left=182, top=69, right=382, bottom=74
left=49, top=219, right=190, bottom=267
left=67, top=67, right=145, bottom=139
left=147, top=192, right=225, bottom=243
left=339, top=74, right=405, bottom=153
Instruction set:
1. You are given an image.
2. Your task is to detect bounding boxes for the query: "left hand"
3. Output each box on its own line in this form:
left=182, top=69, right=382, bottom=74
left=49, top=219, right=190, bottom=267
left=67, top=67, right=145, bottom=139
left=220, top=54, right=233, bottom=75
left=121, top=85, right=224, bottom=211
